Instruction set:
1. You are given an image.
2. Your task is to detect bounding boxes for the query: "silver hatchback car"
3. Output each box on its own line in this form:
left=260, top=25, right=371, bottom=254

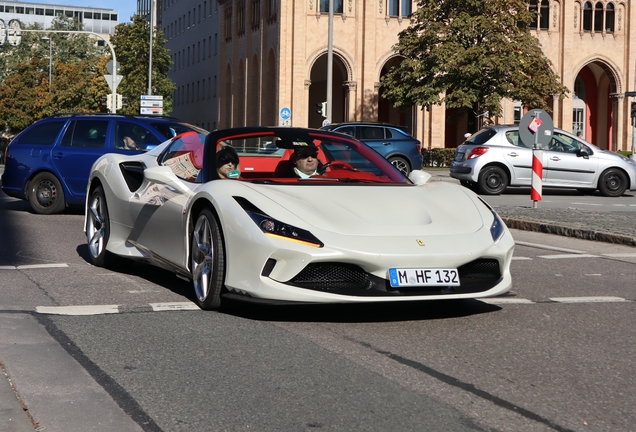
left=450, top=125, right=636, bottom=197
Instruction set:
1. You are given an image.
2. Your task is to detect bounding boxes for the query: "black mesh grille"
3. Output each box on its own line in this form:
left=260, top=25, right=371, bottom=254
left=288, top=263, right=372, bottom=291
left=457, top=259, right=501, bottom=291
left=281, top=259, right=502, bottom=297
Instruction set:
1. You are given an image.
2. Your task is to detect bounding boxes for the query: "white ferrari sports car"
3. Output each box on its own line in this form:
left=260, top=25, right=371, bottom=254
left=85, top=127, right=514, bottom=310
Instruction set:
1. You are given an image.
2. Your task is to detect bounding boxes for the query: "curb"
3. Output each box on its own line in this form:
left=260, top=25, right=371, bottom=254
left=501, top=217, right=636, bottom=247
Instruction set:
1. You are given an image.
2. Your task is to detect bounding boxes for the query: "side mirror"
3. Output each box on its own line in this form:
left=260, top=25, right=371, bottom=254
left=576, top=147, right=591, bottom=159
left=408, top=169, right=432, bottom=185
left=144, top=166, right=191, bottom=194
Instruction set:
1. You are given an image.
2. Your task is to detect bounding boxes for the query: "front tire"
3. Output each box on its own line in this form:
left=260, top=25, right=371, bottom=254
left=191, top=208, right=225, bottom=310
left=478, top=166, right=509, bottom=195
left=86, top=186, right=114, bottom=267
left=598, top=169, right=627, bottom=197
left=29, top=172, right=65, bottom=214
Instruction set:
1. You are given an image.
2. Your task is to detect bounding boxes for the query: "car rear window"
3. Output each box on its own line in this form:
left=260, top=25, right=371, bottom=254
left=15, top=121, right=66, bottom=145
left=469, top=128, right=498, bottom=145
left=359, top=126, right=385, bottom=140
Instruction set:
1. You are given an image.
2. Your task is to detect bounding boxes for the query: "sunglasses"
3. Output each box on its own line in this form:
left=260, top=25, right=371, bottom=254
left=218, top=155, right=238, bottom=166
left=296, top=150, right=317, bottom=159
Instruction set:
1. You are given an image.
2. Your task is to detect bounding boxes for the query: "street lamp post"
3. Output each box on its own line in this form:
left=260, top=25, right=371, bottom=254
left=41, top=35, right=52, bottom=89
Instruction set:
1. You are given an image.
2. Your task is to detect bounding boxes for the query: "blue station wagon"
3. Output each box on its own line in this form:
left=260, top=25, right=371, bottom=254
left=1, top=113, right=206, bottom=214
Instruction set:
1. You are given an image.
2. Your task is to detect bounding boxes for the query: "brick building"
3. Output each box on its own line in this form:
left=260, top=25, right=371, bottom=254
left=172, top=0, right=635, bottom=152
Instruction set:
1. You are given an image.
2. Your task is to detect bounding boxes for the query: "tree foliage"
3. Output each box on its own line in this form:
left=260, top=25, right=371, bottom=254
left=380, top=0, right=569, bottom=121
left=0, top=15, right=176, bottom=135
left=0, top=18, right=108, bottom=133
left=110, top=16, right=175, bottom=115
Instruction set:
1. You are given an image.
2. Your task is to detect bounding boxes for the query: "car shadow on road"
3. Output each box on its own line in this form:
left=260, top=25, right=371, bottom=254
left=220, top=297, right=502, bottom=323
left=75, top=244, right=198, bottom=303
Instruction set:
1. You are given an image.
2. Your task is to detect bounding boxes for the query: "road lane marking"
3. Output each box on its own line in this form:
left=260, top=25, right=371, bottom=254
left=549, top=296, right=627, bottom=303
left=481, top=298, right=535, bottom=304
left=36, top=305, right=120, bottom=315
left=514, top=241, right=588, bottom=254
left=511, top=257, right=533, bottom=260
left=537, top=254, right=599, bottom=259
left=18, top=263, right=69, bottom=269
left=150, top=302, right=200, bottom=311
left=0, top=263, right=69, bottom=270
left=602, top=253, right=636, bottom=257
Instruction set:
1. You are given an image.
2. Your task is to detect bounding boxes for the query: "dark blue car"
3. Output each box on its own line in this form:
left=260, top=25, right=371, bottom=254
left=320, top=122, right=422, bottom=175
left=1, top=113, right=206, bottom=214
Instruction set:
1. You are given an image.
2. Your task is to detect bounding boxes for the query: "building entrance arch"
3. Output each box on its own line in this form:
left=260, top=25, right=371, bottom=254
left=308, top=53, right=348, bottom=128
left=574, top=61, right=619, bottom=150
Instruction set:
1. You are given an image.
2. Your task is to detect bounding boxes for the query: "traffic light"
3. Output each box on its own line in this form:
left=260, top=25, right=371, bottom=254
left=316, top=101, right=327, bottom=118
left=631, top=102, right=636, bottom=119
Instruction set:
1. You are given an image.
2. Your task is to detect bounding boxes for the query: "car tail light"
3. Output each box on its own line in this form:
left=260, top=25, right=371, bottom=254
left=467, top=146, right=489, bottom=159
left=415, top=141, right=421, bottom=153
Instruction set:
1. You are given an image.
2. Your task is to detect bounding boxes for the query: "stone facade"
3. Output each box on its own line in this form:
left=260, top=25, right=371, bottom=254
left=212, top=0, right=636, bottom=152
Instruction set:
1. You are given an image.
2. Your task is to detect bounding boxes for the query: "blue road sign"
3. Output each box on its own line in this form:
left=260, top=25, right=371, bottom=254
left=280, top=107, right=291, bottom=120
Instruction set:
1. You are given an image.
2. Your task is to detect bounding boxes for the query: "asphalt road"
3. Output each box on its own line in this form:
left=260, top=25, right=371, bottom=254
left=1, top=174, right=635, bottom=432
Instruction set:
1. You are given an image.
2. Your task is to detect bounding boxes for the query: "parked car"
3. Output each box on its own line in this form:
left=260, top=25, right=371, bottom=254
left=450, top=125, right=636, bottom=197
left=85, top=127, right=513, bottom=310
left=320, top=122, right=422, bottom=175
left=1, top=113, right=206, bottom=214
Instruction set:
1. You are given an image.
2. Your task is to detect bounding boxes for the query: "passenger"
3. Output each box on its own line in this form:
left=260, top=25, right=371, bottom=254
left=122, top=135, right=139, bottom=150
left=292, top=146, right=319, bottom=178
left=216, top=146, right=240, bottom=179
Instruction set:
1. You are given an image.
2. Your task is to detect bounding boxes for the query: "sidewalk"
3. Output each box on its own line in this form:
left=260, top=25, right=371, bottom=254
left=424, top=168, right=636, bottom=247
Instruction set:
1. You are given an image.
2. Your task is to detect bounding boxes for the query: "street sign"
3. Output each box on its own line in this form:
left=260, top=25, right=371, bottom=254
left=280, top=107, right=291, bottom=120
left=625, top=91, right=636, bottom=97
left=141, top=95, right=163, bottom=100
left=106, top=60, right=120, bottom=75
left=104, top=74, right=122, bottom=92
left=140, top=100, right=163, bottom=108
left=519, top=109, right=554, bottom=149
left=140, top=107, right=163, bottom=115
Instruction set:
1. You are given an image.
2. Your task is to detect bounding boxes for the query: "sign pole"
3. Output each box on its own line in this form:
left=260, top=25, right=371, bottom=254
left=531, top=112, right=542, bottom=208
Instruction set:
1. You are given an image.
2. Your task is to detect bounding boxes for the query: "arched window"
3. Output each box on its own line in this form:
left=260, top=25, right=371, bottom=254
left=583, top=2, right=592, bottom=31
left=594, top=2, right=603, bottom=32
left=605, top=3, right=614, bottom=32
left=539, top=0, right=549, bottom=29
left=529, top=0, right=538, bottom=29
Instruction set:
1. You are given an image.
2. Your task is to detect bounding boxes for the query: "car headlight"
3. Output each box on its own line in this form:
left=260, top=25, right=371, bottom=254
left=235, top=197, right=324, bottom=247
left=478, top=197, right=506, bottom=244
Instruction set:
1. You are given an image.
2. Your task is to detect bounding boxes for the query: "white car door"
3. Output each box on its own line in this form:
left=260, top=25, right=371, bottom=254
left=501, top=130, right=536, bottom=185
left=544, top=132, right=598, bottom=187
left=128, top=134, right=204, bottom=268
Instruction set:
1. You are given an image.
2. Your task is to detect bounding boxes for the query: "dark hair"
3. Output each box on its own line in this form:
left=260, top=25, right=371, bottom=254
left=216, top=146, right=239, bottom=168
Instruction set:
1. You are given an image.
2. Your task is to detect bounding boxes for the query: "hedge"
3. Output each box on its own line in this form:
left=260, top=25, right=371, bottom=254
left=421, top=148, right=456, bottom=167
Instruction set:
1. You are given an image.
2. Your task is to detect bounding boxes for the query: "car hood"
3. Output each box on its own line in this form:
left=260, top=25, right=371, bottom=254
left=242, top=182, right=485, bottom=236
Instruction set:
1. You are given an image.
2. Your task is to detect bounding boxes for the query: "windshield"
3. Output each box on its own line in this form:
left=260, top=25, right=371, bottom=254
left=151, top=122, right=208, bottom=139
left=203, top=129, right=409, bottom=184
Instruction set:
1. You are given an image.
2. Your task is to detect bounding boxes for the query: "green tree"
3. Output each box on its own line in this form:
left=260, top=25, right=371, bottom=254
left=110, top=16, right=175, bottom=115
left=380, top=0, right=568, bottom=121
left=0, top=17, right=109, bottom=133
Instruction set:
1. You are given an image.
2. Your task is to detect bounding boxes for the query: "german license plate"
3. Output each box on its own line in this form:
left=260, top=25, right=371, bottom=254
left=388, top=268, right=460, bottom=287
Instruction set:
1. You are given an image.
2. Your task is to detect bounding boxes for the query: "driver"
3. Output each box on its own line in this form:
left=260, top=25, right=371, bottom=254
left=292, top=146, right=319, bottom=178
